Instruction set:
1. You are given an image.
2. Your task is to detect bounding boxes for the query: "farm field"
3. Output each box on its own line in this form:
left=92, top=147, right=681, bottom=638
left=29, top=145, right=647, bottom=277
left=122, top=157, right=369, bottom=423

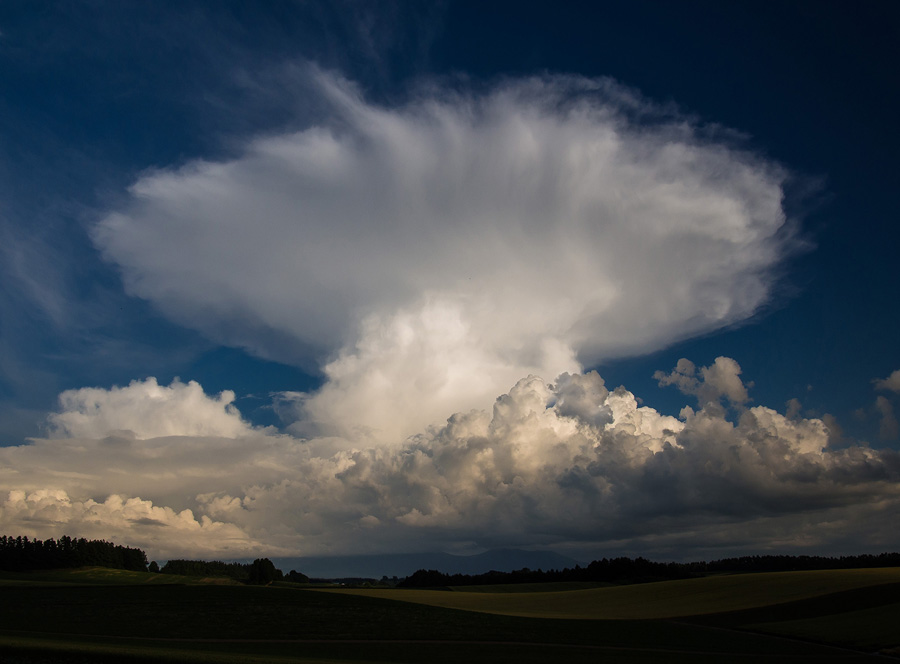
left=0, top=567, right=898, bottom=663
left=325, top=567, right=900, bottom=619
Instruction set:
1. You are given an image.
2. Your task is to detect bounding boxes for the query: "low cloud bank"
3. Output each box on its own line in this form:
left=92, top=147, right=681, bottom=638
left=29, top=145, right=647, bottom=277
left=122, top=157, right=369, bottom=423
left=2, top=359, right=898, bottom=560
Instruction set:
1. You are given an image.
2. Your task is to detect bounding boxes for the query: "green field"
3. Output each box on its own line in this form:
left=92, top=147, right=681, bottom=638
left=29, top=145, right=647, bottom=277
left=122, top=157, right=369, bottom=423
left=447, top=581, right=611, bottom=593
left=0, top=566, right=239, bottom=587
left=324, top=567, right=900, bottom=619
left=1, top=567, right=898, bottom=663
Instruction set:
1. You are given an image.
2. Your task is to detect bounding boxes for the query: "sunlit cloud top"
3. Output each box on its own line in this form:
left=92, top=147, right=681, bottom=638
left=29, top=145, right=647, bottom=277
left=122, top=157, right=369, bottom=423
left=94, top=70, right=795, bottom=443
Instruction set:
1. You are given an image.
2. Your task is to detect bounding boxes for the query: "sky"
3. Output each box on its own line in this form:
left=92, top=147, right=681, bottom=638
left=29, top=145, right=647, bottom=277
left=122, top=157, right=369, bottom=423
left=1, top=1, right=899, bottom=564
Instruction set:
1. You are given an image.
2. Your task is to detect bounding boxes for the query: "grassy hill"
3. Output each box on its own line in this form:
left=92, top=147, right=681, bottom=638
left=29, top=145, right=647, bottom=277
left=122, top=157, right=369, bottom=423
left=321, top=567, right=900, bottom=619
left=1, top=567, right=897, bottom=663
left=0, top=566, right=241, bottom=586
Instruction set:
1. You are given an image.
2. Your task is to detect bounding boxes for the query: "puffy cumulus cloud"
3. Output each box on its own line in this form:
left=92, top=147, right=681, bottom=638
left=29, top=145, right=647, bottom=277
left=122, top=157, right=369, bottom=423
left=0, top=378, right=313, bottom=536
left=282, top=299, right=580, bottom=444
left=94, top=70, right=795, bottom=443
left=47, top=378, right=253, bottom=439
left=875, top=369, right=900, bottom=393
left=655, top=356, right=751, bottom=407
left=3, top=362, right=900, bottom=560
left=0, top=490, right=265, bottom=559
left=292, top=374, right=896, bottom=552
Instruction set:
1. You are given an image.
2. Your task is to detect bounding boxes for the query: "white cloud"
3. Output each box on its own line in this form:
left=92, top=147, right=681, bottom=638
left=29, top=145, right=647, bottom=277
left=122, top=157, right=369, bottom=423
left=47, top=378, right=253, bottom=439
left=94, top=70, right=794, bottom=443
left=17, top=73, right=889, bottom=561
left=875, top=369, right=900, bottom=393
left=281, top=298, right=581, bottom=444
left=0, top=489, right=266, bottom=559
left=3, top=362, right=899, bottom=560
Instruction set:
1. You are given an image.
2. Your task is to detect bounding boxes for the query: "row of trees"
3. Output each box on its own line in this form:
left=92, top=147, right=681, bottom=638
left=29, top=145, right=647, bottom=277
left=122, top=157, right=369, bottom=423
left=160, top=557, right=308, bottom=585
left=0, top=535, right=148, bottom=572
left=398, top=552, right=900, bottom=588
left=398, top=556, right=694, bottom=588
left=159, top=558, right=249, bottom=580
left=697, top=552, right=900, bottom=573
left=0, top=535, right=306, bottom=585
left=6, top=532, right=898, bottom=587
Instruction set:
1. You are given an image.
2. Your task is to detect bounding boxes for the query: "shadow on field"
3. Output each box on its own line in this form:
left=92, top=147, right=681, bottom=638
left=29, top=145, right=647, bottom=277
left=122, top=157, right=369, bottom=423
left=0, top=573, right=896, bottom=663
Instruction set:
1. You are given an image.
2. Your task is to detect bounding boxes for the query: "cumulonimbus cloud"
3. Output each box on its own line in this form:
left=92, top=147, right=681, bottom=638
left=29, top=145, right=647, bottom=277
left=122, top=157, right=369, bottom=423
left=14, top=73, right=874, bottom=560
left=2, top=364, right=898, bottom=560
left=93, top=70, right=797, bottom=443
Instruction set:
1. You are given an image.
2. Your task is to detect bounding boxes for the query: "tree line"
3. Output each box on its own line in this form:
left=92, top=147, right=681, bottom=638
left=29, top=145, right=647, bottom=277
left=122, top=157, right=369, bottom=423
left=0, top=534, right=309, bottom=585
left=398, top=552, right=900, bottom=588
left=0, top=535, right=147, bottom=572
left=4, top=533, right=898, bottom=587
left=160, top=558, right=308, bottom=584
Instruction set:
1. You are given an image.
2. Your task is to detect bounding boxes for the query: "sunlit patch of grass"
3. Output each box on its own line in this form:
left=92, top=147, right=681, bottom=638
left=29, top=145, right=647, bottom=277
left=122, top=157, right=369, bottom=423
left=1, top=577, right=890, bottom=662
left=321, top=568, right=900, bottom=620
left=448, top=581, right=610, bottom=593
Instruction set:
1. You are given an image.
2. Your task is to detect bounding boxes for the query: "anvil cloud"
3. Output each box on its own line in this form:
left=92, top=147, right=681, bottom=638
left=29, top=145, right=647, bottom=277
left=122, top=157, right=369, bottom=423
left=5, top=71, right=896, bottom=562
left=93, top=71, right=793, bottom=444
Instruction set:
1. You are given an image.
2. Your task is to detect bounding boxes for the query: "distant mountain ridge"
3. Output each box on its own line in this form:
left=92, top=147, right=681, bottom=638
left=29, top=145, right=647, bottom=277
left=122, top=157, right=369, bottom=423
left=271, top=548, right=583, bottom=579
